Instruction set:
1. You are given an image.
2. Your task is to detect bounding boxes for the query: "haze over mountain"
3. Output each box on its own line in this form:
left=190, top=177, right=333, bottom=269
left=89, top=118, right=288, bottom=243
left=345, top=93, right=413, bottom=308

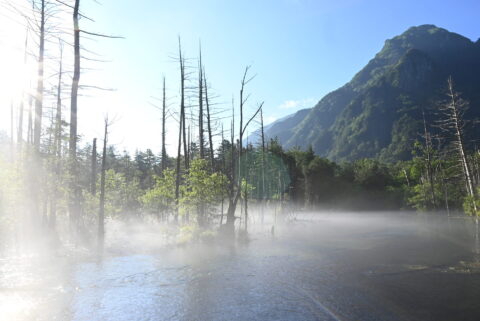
left=260, top=24, right=480, bottom=161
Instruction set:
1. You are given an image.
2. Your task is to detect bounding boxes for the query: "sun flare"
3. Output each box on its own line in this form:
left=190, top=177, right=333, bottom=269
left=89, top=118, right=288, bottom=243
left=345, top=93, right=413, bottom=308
left=0, top=14, right=34, bottom=130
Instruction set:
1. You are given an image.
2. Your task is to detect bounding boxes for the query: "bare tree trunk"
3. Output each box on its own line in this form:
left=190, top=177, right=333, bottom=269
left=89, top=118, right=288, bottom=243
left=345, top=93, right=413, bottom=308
left=98, top=119, right=108, bottom=249
left=198, top=46, right=205, bottom=159
left=195, top=48, right=207, bottom=225
left=47, top=102, right=55, bottom=151
left=18, top=101, right=24, bottom=153
left=54, top=42, right=63, bottom=158
left=27, top=95, right=33, bottom=144
left=45, top=108, right=54, bottom=228
left=439, top=162, right=450, bottom=216
left=186, top=125, right=191, bottom=224
left=244, top=150, right=249, bottom=233
left=161, top=76, right=167, bottom=172
left=187, top=125, right=191, bottom=162
left=260, top=107, right=266, bottom=224
left=33, top=0, right=45, bottom=151
left=178, top=39, right=189, bottom=169
left=420, top=176, right=428, bottom=209
left=174, top=108, right=183, bottom=223
left=50, top=44, right=64, bottom=231
left=226, top=103, right=237, bottom=229
left=175, top=40, right=185, bottom=223
left=447, top=78, right=477, bottom=215
left=473, top=146, right=480, bottom=187
left=10, top=102, right=14, bottom=161
left=220, top=124, right=225, bottom=226
left=183, top=110, right=188, bottom=169
left=403, top=168, right=410, bottom=187
left=422, top=109, right=436, bottom=209
left=28, top=0, right=46, bottom=231
left=225, top=67, right=262, bottom=232
left=225, top=66, right=251, bottom=229
left=91, top=138, right=97, bottom=195
left=69, top=0, right=81, bottom=230
left=204, top=71, right=215, bottom=170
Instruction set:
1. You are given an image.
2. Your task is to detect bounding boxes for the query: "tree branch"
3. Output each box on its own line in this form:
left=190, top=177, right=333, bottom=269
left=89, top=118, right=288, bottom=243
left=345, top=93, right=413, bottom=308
left=242, top=102, right=264, bottom=136
left=80, top=30, right=124, bottom=39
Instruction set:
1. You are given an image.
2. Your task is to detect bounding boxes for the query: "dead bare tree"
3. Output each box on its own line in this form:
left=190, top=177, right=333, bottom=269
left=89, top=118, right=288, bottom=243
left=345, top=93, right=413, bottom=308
left=421, top=109, right=437, bottom=209
left=174, top=112, right=183, bottom=223
left=437, top=158, right=451, bottom=216
left=53, top=40, right=63, bottom=158
left=67, top=0, right=81, bottom=230
left=9, top=102, right=14, bottom=163
left=227, top=102, right=235, bottom=225
left=260, top=106, right=266, bottom=224
left=48, top=40, right=65, bottom=231
left=187, top=125, right=191, bottom=165
left=17, top=98, right=24, bottom=153
left=224, top=66, right=262, bottom=233
left=244, top=140, right=250, bottom=232
left=91, top=138, right=97, bottom=195
left=33, top=0, right=46, bottom=151
left=198, top=45, right=205, bottom=159
left=437, top=77, right=477, bottom=215
left=174, top=38, right=186, bottom=222
left=53, top=0, right=123, bottom=233
left=219, top=123, right=225, bottom=226
left=98, top=117, right=109, bottom=249
left=179, top=38, right=189, bottom=169
left=27, top=95, right=33, bottom=144
left=203, top=69, right=215, bottom=171
left=161, top=76, right=167, bottom=172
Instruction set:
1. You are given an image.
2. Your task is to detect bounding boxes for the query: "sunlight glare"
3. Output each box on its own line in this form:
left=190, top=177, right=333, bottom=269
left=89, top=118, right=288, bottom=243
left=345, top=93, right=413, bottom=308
left=0, top=14, right=32, bottom=131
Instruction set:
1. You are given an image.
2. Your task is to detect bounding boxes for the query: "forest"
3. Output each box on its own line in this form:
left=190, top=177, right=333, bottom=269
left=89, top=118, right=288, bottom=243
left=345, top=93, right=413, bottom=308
left=1, top=72, right=479, bottom=249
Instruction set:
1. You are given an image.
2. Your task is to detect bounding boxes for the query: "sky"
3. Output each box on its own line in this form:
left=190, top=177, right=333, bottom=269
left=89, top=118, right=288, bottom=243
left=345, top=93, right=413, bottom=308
left=1, top=0, right=480, bottom=155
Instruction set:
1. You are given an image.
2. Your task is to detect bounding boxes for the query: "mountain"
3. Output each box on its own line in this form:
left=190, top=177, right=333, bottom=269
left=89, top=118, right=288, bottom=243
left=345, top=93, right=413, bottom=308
left=263, top=25, right=480, bottom=161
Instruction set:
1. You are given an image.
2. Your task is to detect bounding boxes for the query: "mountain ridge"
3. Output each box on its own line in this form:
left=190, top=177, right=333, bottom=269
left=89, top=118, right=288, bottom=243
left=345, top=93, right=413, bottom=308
left=261, top=24, right=480, bottom=161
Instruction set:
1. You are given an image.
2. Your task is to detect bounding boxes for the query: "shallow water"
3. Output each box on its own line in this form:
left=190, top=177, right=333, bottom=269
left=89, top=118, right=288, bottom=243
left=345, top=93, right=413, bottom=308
left=1, top=213, right=480, bottom=321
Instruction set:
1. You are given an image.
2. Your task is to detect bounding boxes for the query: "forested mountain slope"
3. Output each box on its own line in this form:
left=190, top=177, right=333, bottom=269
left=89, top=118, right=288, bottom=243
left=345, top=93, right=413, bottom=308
left=265, top=25, right=480, bottom=161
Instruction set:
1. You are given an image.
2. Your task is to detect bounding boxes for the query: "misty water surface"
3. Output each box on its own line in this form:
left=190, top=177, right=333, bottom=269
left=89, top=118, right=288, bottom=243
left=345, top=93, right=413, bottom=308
left=1, top=212, right=480, bottom=321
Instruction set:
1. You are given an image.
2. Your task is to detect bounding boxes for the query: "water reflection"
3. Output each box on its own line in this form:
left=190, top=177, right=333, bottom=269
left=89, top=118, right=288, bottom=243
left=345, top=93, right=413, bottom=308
left=72, top=255, right=189, bottom=321
left=2, top=213, right=480, bottom=321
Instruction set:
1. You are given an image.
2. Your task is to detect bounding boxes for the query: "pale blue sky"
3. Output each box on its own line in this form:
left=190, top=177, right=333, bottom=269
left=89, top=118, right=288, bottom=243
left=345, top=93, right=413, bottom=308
left=1, top=0, right=480, bottom=154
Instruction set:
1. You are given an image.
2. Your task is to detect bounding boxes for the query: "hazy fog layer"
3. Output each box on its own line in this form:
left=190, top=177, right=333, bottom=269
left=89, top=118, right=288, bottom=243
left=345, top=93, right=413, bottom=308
left=1, top=212, right=480, bottom=321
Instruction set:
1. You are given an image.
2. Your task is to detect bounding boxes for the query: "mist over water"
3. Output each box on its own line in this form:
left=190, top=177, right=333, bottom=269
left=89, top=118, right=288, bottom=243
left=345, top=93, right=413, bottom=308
left=2, top=211, right=480, bottom=321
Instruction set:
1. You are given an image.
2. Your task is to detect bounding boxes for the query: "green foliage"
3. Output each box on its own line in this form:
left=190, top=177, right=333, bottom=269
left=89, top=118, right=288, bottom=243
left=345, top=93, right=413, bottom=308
left=179, top=159, right=227, bottom=222
left=177, top=224, right=217, bottom=244
left=353, top=159, right=391, bottom=190
left=105, top=169, right=142, bottom=217
left=240, top=178, right=255, bottom=199
left=304, top=156, right=336, bottom=204
left=463, top=192, right=480, bottom=216
left=84, top=169, right=142, bottom=220
left=140, top=169, right=176, bottom=216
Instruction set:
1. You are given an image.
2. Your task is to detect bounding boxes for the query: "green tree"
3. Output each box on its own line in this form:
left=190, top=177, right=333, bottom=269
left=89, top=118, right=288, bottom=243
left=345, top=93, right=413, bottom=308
left=180, top=159, right=226, bottom=226
left=140, top=168, right=176, bottom=220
